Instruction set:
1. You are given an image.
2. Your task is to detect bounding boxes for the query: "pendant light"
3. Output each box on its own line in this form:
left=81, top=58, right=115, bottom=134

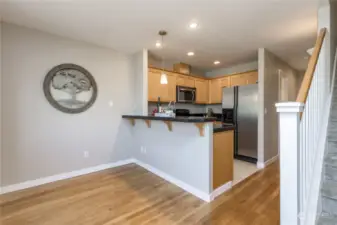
left=159, top=30, right=168, bottom=84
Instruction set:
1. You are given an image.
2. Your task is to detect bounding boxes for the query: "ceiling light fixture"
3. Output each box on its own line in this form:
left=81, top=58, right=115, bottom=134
left=159, top=30, right=168, bottom=85
left=189, top=22, right=198, bottom=29
left=214, top=61, right=220, bottom=65
left=187, top=52, right=195, bottom=56
left=155, top=41, right=162, bottom=48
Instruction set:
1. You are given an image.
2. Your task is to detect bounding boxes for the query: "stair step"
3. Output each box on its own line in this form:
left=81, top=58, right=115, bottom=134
left=327, top=141, right=337, bottom=154
left=330, top=111, right=337, bottom=121
left=322, top=180, right=337, bottom=199
left=329, top=122, right=337, bottom=139
left=328, top=122, right=337, bottom=141
left=325, top=166, right=337, bottom=182
left=317, top=215, right=337, bottom=225
left=325, top=153, right=337, bottom=168
left=322, top=196, right=337, bottom=217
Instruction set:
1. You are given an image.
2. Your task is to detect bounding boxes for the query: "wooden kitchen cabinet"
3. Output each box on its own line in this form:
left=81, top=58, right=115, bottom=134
left=176, top=75, right=195, bottom=88
left=195, top=79, right=209, bottom=104
left=213, top=130, right=234, bottom=190
left=220, top=77, right=230, bottom=87
left=209, top=79, right=222, bottom=104
left=148, top=70, right=176, bottom=102
left=148, top=67, right=258, bottom=103
left=246, top=71, right=258, bottom=84
left=230, top=71, right=258, bottom=86
left=230, top=74, right=247, bottom=87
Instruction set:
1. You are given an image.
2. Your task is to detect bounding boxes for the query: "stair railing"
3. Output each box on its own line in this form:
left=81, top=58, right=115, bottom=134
left=276, top=28, right=332, bottom=225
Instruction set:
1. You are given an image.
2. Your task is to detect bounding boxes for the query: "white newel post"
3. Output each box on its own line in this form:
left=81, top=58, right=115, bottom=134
left=276, top=102, right=304, bottom=225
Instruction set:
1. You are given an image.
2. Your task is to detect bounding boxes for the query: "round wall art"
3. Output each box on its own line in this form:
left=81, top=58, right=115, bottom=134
left=43, top=63, right=98, bottom=114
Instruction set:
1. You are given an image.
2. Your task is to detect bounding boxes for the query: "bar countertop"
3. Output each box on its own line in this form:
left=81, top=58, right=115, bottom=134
left=122, top=115, right=217, bottom=123
left=213, top=124, right=236, bottom=133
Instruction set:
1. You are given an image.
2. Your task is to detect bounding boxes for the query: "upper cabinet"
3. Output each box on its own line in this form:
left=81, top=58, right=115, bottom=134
left=220, top=77, right=230, bottom=87
left=246, top=71, right=258, bottom=85
left=209, top=79, right=222, bottom=104
left=148, top=67, right=258, bottom=104
left=195, top=79, right=208, bottom=104
left=176, top=75, right=195, bottom=88
left=148, top=69, right=176, bottom=102
left=230, top=71, right=258, bottom=87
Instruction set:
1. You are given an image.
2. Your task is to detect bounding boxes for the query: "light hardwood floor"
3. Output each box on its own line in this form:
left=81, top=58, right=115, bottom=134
left=0, top=162, right=279, bottom=225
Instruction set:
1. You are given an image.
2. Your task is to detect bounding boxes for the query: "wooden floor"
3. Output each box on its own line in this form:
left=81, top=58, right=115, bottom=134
left=0, top=162, right=279, bottom=225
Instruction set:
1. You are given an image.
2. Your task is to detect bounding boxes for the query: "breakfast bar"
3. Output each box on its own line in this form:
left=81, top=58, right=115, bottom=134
left=122, top=114, right=235, bottom=202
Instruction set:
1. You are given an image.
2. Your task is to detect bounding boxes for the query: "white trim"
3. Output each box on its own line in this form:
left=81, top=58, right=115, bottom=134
left=133, top=159, right=212, bottom=202
left=210, top=181, right=232, bottom=201
left=0, top=159, right=135, bottom=194
left=1, top=158, right=235, bottom=203
left=275, top=102, right=305, bottom=113
left=257, top=154, right=279, bottom=169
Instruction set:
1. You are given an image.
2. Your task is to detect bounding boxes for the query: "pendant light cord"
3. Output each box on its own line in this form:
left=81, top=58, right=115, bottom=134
left=161, top=34, right=165, bottom=72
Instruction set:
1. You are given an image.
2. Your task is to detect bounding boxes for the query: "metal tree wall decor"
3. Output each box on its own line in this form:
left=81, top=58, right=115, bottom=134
left=43, top=64, right=98, bottom=114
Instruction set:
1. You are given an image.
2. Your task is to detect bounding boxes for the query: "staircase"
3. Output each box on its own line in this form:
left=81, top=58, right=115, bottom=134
left=317, top=94, right=337, bottom=224
left=276, top=28, right=337, bottom=225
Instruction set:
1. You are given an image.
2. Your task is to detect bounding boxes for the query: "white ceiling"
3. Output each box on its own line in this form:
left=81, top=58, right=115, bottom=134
left=0, top=0, right=319, bottom=71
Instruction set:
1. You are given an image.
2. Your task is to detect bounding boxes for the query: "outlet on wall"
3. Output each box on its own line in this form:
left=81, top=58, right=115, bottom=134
left=83, top=151, right=89, bottom=158
left=141, top=146, right=147, bottom=154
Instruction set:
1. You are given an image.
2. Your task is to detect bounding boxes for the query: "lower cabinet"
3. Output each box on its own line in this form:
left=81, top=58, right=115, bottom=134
left=213, top=130, right=234, bottom=190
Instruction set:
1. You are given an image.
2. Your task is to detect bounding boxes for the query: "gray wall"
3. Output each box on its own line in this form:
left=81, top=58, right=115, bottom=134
left=1, top=23, right=136, bottom=186
left=132, top=49, right=148, bottom=115
left=258, top=48, right=301, bottom=163
left=133, top=121, right=213, bottom=194
left=205, top=61, right=258, bottom=78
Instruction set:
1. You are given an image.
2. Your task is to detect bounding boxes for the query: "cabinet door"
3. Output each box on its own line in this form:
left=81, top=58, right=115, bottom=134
left=148, top=71, right=161, bottom=102
left=185, top=77, right=195, bottom=88
left=246, top=71, right=258, bottom=84
left=166, top=74, right=177, bottom=102
left=220, top=77, right=230, bottom=87
left=176, top=75, right=195, bottom=88
left=148, top=71, right=176, bottom=102
left=209, top=79, right=222, bottom=104
left=230, top=74, right=247, bottom=87
left=213, top=131, right=234, bottom=189
left=176, top=75, right=185, bottom=86
left=195, top=79, right=208, bottom=104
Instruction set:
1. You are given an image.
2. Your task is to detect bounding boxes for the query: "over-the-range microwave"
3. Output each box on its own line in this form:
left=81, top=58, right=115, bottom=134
left=176, top=86, right=196, bottom=103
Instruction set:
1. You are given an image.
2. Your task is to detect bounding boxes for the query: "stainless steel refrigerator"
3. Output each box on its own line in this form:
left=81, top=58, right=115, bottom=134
left=222, top=84, right=258, bottom=163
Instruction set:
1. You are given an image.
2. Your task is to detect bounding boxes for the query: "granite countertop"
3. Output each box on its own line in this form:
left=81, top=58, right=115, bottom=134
left=122, top=115, right=217, bottom=123
left=213, top=124, right=236, bottom=133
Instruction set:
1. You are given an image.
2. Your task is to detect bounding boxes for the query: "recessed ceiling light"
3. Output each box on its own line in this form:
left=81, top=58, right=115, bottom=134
left=187, top=52, right=195, bottom=56
left=214, top=61, right=220, bottom=65
left=155, top=41, right=162, bottom=48
left=189, top=22, right=198, bottom=29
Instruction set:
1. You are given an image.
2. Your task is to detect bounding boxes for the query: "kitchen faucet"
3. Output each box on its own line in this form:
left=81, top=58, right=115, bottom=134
left=167, top=101, right=176, bottom=111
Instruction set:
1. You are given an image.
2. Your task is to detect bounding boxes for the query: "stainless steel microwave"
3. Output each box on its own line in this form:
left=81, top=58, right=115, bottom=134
left=176, top=86, right=196, bottom=103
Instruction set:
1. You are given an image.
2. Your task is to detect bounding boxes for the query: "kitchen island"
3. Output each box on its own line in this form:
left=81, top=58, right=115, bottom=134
left=122, top=115, right=235, bottom=202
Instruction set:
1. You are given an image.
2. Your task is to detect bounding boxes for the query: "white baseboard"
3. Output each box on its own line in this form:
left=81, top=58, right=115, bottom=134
left=257, top=155, right=279, bottom=169
left=210, top=181, right=232, bottom=201
left=1, top=158, right=233, bottom=203
left=0, top=159, right=135, bottom=194
left=133, top=159, right=212, bottom=202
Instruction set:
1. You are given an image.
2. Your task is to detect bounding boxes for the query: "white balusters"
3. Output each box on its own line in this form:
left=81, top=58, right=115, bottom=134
left=276, top=35, right=332, bottom=225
